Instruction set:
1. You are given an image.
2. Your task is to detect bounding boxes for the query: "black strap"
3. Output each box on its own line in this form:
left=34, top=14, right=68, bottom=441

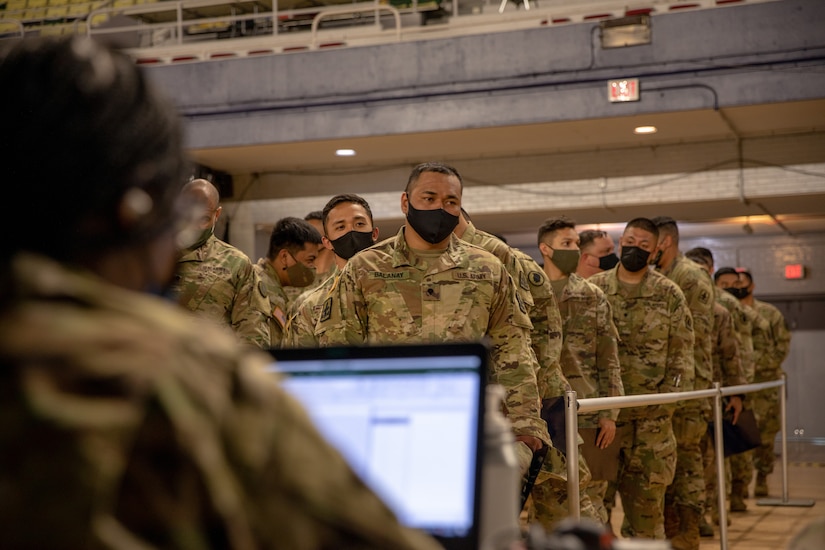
left=520, top=445, right=549, bottom=511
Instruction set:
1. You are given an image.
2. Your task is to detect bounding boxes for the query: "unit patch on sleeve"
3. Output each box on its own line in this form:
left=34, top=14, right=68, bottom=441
left=529, top=271, right=545, bottom=286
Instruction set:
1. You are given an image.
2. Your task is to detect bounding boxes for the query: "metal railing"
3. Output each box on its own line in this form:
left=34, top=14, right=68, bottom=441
left=83, top=0, right=408, bottom=48
left=563, top=374, right=811, bottom=550
left=309, top=4, right=400, bottom=46
left=0, top=19, right=25, bottom=37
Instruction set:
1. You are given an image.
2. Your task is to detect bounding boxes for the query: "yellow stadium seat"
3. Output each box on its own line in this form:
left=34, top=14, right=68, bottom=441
left=48, top=0, right=69, bottom=6
left=112, top=0, right=133, bottom=7
left=66, top=2, right=87, bottom=16
left=25, top=6, right=48, bottom=18
left=88, top=12, right=107, bottom=25
left=39, top=22, right=66, bottom=34
left=45, top=4, right=68, bottom=17
left=0, top=21, right=22, bottom=33
left=7, top=0, right=28, bottom=9
left=0, top=8, right=17, bottom=19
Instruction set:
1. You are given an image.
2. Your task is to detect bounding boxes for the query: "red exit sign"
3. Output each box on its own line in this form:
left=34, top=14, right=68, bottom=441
left=784, top=264, right=806, bottom=280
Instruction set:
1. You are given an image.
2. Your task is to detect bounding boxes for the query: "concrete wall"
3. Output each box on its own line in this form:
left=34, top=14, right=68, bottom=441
left=144, top=0, right=825, bottom=149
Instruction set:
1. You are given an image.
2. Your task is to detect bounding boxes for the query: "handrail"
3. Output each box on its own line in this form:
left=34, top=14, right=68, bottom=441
left=0, top=18, right=25, bottom=37
left=84, top=0, right=401, bottom=48
left=563, top=377, right=789, bottom=550
left=310, top=3, right=401, bottom=47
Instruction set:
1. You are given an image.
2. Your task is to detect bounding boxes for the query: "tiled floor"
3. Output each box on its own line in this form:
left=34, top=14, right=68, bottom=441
left=697, top=462, right=824, bottom=550
left=611, top=448, right=825, bottom=550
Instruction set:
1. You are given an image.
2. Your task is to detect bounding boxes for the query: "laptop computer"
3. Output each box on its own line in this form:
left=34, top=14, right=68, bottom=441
left=267, top=342, right=488, bottom=550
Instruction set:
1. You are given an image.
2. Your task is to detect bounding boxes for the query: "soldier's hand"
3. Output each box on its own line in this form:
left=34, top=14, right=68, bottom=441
left=726, top=395, right=744, bottom=425
left=515, top=435, right=544, bottom=452
left=596, top=417, right=616, bottom=449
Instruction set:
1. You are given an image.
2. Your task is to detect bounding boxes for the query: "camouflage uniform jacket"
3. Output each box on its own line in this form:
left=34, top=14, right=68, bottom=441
left=589, top=266, right=694, bottom=421
left=751, top=299, right=791, bottom=382
left=711, top=300, right=747, bottom=388
left=173, top=234, right=270, bottom=348
left=0, top=253, right=442, bottom=550
left=316, top=227, right=550, bottom=444
left=716, top=287, right=755, bottom=382
left=460, top=222, right=568, bottom=399
left=556, top=273, right=624, bottom=427
left=284, top=265, right=340, bottom=349
left=658, top=254, right=714, bottom=407
left=253, top=258, right=291, bottom=348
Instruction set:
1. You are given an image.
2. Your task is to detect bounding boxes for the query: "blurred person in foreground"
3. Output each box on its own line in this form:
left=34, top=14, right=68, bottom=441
left=0, top=36, right=440, bottom=550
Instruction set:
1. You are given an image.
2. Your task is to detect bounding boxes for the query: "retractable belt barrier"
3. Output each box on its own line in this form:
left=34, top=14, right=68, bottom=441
left=562, top=374, right=812, bottom=550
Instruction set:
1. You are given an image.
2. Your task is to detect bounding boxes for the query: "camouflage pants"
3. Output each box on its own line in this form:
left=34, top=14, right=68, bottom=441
left=614, top=417, right=677, bottom=539
left=585, top=480, right=609, bottom=524
left=701, top=429, right=731, bottom=517
left=666, top=409, right=708, bottom=512
left=529, top=446, right=600, bottom=531
left=751, top=387, right=781, bottom=476
left=730, top=450, right=754, bottom=492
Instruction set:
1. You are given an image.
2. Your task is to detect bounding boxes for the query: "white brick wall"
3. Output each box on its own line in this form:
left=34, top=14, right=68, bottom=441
left=230, top=160, right=825, bottom=259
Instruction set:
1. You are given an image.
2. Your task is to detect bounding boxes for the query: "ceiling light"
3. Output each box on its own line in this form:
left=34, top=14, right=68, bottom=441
left=634, top=125, right=657, bottom=134
left=335, top=148, right=356, bottom=157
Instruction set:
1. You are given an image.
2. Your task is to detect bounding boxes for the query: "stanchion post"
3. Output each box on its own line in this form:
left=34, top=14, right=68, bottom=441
left=712, top=382, right=729, bottom=550
left=756, top=374, right=814, bottom=508
left=565, top=389, right=580, bottom=520
left=781, top=372, right=789, bottom=502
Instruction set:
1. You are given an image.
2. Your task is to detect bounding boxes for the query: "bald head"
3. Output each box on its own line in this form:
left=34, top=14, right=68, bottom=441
left=179, top=179, right=222, bottom=241
left=182, top=179, right=220, bottom=211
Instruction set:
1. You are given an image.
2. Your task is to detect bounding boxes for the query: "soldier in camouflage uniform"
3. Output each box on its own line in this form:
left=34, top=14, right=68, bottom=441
left=455, top=210, right=600, bottom=529
left=172, top=179, right=271, bottom=348
left=316, top=162, right=551, bottom=468
left=715, top=267, right=764, bottom=510
left=726, top=268, right=791, bottom=498
left=282, top=210, right=336, bottom=307
left=590, top=218, right=694, bottom=540
left=537, top=217, right=624, bottom=525
left=285, top=194, right=379, bottom=348
left=304, top=210, right=337, bottom=281
left=650, top=217, right=715, bottom=550
left=254, top=217, right=322, bottom=347
left=576, top=229, right=620, bottom=278
left=685, top=248, right=747, bottom=536
left=0, top=36, right=441, bottom=550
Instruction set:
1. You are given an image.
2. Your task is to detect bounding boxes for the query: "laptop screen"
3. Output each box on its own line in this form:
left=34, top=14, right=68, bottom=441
left=267, top=343, right=488, bottom=550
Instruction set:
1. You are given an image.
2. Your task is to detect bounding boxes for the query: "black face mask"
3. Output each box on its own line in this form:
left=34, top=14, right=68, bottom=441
left=598, top=253, right=620, bottom=271
left=620, top=246, right=651, bottom=273
left=725, top=287, right=750, bottom=300
left=329, top=230, right=374, bottom=260
left=406, top=202, right=459, bottom=245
